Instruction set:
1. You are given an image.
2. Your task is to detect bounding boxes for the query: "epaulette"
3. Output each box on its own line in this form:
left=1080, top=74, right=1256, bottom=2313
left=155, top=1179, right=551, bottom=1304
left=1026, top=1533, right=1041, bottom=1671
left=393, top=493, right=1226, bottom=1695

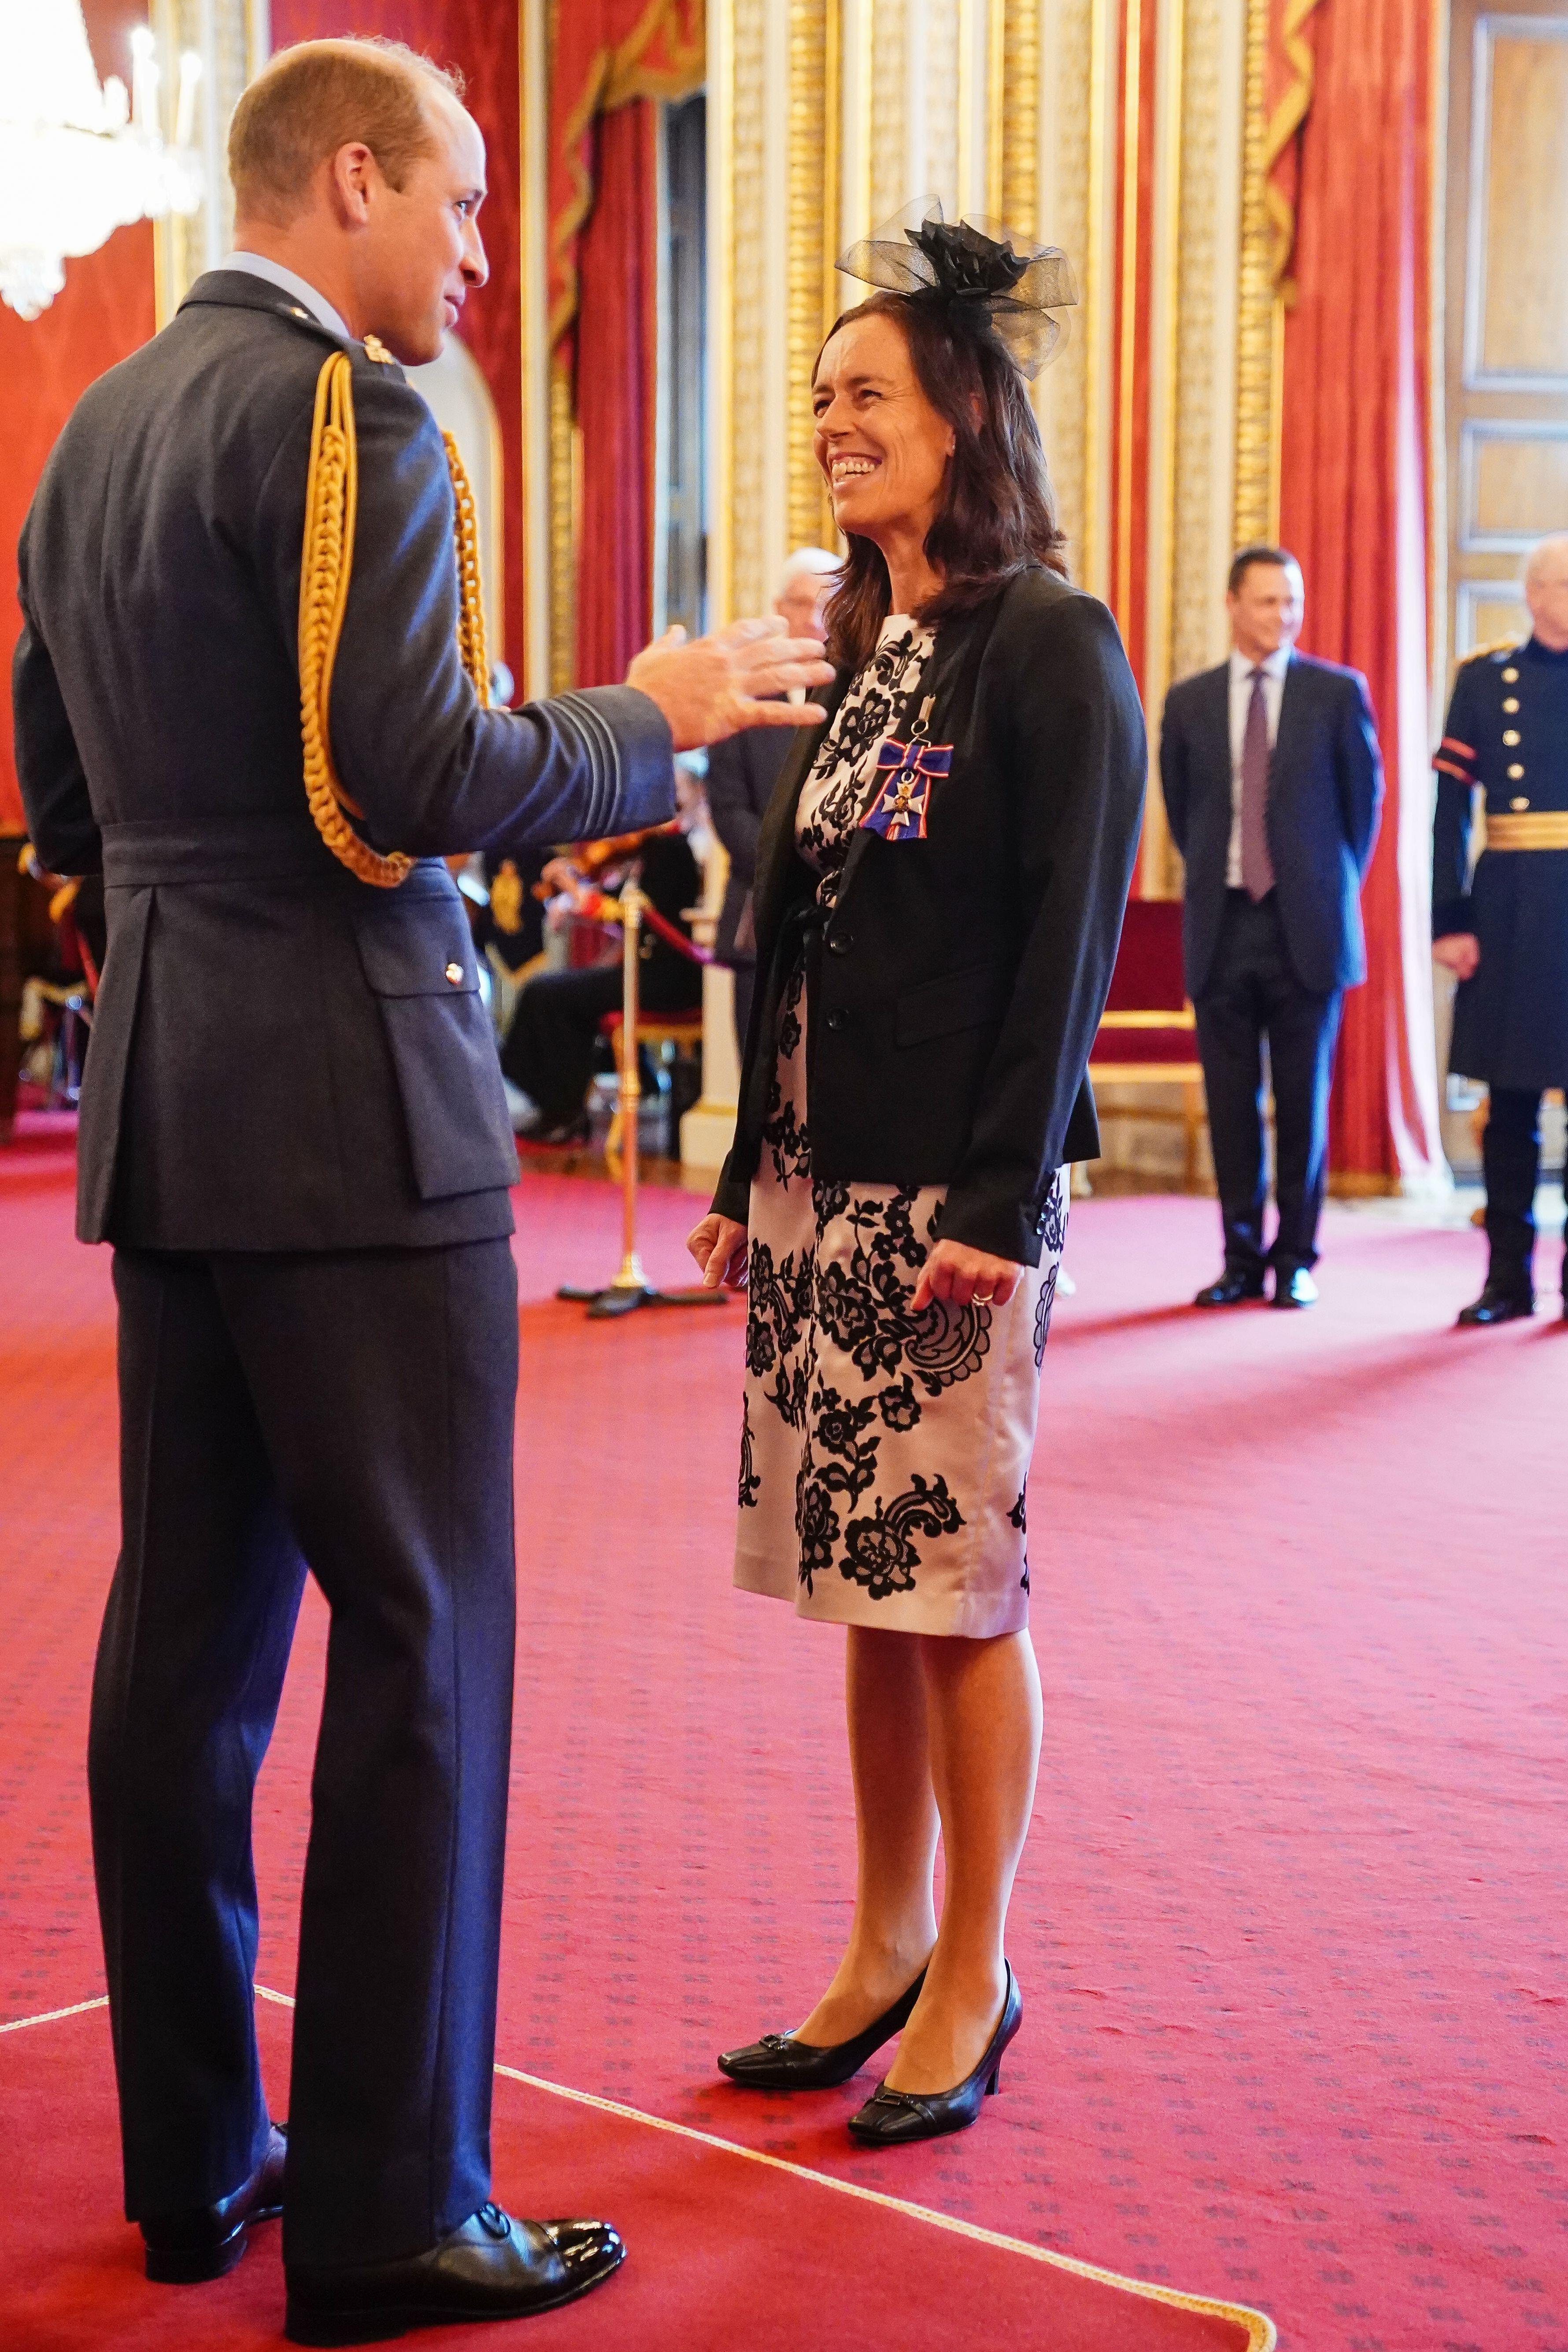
left=1457, top=638, right=1523, bottom=665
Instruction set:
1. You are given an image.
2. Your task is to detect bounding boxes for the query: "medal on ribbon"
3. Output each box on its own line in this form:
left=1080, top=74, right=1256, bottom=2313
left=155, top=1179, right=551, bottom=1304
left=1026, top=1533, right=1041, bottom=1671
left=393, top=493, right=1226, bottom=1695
left=860, top=741, right=952, bottom=840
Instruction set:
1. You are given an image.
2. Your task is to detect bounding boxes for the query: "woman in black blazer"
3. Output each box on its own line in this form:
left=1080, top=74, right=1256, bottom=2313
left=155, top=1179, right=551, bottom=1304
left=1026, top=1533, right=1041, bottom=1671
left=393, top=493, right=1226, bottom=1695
left=686, top=208, right=1145, bottom=2145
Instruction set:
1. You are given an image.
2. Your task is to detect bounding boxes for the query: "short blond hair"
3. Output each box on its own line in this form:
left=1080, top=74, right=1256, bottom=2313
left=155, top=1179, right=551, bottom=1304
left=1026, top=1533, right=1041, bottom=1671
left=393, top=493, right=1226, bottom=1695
left=229, top=38, right=465, bottom=225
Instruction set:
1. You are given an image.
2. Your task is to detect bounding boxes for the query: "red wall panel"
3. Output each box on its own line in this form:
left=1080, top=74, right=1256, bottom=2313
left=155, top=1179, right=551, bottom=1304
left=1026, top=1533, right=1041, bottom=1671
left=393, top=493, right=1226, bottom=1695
left=0, top=0, right=156, bottom=834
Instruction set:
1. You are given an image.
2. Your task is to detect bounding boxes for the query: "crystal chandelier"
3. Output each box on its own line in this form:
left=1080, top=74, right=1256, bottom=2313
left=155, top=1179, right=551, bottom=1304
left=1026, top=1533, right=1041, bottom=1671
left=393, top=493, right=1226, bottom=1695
left=0, top=2, right=204, bottom=321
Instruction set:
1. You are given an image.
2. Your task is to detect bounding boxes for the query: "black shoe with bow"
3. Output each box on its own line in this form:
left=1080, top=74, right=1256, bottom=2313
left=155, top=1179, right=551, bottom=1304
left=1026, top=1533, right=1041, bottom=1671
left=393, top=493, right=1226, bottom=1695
left=284, top=2204, right=625, bottom=2346
left=847, top=1965, right=1022, bottom=2148
left=141, top=2121, right=287, bottom=2283
left=1272, top=1267, right=1318, bottom=1309
left=717, top=1966, right=928, bottom=2091
left=1457, top=1283, right=1534, bottom=1327
left=1193, top=1270, right=1266, bottom=1307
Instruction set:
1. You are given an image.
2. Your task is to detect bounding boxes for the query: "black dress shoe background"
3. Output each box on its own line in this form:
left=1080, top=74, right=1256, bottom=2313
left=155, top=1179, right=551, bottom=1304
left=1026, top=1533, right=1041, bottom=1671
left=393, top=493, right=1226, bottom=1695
left=1193, top=1271, right=1266, bottom=1307
left=1457, top=1283, right=1534, bottom=1327
left=1272, top=1267, right=1318, bottom=1309
left=285, top=2204, right=625, bottom=2346
left=142, top=2120, right=287, bottom=2283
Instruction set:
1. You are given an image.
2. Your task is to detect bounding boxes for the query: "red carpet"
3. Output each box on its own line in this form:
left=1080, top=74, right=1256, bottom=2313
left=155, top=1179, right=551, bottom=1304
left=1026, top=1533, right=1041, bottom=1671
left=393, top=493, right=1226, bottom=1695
left=3, top=1140, right=1565, bottom=2350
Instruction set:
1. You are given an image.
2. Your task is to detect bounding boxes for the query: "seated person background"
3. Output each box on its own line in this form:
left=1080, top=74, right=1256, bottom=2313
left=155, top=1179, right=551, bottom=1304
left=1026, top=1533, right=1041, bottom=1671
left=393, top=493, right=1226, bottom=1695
left=501, top=765, right=706, bottom=1143
left=706, top=546, right=840, bottom=1049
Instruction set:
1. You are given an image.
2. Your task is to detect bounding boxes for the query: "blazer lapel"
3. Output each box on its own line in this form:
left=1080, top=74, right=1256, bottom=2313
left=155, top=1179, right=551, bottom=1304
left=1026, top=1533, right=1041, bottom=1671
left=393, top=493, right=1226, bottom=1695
left=1202, top=664, right=1232, bottom=795
left=1274, top=655, right=1307, bottom=775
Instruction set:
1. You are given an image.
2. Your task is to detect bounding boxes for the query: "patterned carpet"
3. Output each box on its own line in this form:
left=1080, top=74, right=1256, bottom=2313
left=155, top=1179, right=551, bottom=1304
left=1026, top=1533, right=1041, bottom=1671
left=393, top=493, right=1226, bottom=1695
left=1, top=1133, right=1564, bottom=2349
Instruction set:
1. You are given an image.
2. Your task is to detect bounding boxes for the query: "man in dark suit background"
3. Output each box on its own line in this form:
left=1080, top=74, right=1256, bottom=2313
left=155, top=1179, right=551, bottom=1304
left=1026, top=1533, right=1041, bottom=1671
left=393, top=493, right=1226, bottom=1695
left=706, top=546, right=839, bottom=1049
left=1161, top=546, right=1383, bottom=1308
left=13, top=38, right=830, bottom=2344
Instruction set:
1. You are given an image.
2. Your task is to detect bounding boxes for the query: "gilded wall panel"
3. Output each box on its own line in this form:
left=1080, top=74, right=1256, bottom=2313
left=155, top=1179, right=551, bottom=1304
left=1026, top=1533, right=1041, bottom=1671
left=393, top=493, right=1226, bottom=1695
left=729, top=0, right=769, bottom=620
left=870, top=0, right=910, bottom=224
left=788, top=0, right=837, bottom=550
left=1170, top=0, right=1228, bottom=685
left=924, top=0, right=960, bottom=210
left=1043, top=0, right=1093, bottom=577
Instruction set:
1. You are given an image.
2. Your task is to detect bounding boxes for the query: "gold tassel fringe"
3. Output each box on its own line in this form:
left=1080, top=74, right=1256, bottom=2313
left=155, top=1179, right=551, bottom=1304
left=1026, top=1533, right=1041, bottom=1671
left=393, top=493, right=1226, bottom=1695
left=298, top=352, right=492, bottom=889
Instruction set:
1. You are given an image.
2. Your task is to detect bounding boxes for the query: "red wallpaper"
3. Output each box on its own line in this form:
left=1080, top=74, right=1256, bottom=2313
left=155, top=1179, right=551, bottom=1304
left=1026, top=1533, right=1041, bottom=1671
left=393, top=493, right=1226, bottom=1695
left=270, top=2, right=525, bottom=693
left=0, top=0, right=156, bottom=834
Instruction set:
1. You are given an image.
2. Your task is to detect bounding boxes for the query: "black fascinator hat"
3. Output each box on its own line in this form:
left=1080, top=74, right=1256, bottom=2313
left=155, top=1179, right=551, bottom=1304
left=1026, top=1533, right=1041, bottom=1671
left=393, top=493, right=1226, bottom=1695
left=837, top=198, right=1077, bottom=379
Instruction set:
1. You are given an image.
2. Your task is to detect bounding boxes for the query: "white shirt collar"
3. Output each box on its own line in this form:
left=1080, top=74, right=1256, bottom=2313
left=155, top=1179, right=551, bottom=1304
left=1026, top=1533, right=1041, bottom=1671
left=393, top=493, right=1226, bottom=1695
left=222, top=250, right=352, bottom=345
left=1229, top=644, right=1292, bottom=684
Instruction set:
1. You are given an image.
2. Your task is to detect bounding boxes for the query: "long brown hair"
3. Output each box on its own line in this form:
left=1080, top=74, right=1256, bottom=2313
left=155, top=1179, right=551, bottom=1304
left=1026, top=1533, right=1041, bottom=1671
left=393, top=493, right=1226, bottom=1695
left=813, top=291, right=1069, bottom=672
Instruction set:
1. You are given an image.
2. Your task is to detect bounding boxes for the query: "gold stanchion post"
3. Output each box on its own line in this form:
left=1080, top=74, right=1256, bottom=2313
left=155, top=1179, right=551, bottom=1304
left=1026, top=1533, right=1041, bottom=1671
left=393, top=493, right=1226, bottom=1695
left=557, top=883, right=730, bottom=1320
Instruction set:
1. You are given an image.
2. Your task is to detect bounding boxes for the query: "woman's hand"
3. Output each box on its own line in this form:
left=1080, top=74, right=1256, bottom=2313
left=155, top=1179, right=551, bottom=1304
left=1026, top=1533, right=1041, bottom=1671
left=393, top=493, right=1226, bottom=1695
left=687, top=1213, right=750, bottom=1290
left=912, top=1238, right=1024, bottom=1314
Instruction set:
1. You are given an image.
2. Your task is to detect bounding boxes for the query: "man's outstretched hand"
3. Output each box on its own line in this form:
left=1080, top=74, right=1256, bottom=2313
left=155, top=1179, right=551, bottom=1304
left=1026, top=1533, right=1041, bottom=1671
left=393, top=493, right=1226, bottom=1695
left=627, top=617, right=834, bottom=752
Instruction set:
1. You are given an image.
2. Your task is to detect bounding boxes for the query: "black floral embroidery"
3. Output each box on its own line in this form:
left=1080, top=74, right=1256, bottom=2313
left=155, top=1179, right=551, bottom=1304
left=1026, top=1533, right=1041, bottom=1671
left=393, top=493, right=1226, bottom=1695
left=809, top=1379, right=880, bottom=1504
left=738, top=1398, right=760, bottom=1509
left=777, top=959, right=804, bottom=1060
left=816, top=1187, right=992, bottom=1394
left=812, top=1180, right=850, bottom=1234
left=747, top=1239, right=812, bottom=1427
left=763, top=1095, right=811, bottom=1187
left=795, top=625, right=932, bottom=909
left=795, top=1460, right=840, bottom=1596
left=1009, top=1482, right=1029, bottom=1594
left=1033, top=1262, right=1059, bottom=1369
left=1038, top=1170, right=1069, bottom=1258
left=840, top=1474, right=965, bottom=1600
left=877, top=1373, right=920, bottom=1432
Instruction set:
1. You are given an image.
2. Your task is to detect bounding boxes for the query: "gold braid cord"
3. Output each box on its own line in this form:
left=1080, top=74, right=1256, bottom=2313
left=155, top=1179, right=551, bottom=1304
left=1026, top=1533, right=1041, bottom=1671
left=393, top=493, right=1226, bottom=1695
left=298, top=351, right=492, bottom=889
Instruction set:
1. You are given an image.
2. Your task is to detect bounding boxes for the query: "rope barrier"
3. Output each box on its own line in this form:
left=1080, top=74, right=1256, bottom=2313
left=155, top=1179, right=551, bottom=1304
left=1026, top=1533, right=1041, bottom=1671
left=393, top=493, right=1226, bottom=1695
left=298, top=350, right=491, bottom=889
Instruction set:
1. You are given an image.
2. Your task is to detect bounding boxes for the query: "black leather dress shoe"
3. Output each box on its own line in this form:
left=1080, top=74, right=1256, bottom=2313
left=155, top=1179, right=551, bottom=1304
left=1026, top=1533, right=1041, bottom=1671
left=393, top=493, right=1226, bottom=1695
left=1272, top=1268, right=1318, bottom=1309
left=1457, top=1283, right=1534, bottom=1327
left=717, top=1966, right=928, bottom=2090
left=847, top=1964, right=1022, bottom=2148
left=285, top=2205, right=625, bottom=2346
left=1193, top=1271, right=1266, bottom=1307
left=142, top=2121, right=287, bottom=2283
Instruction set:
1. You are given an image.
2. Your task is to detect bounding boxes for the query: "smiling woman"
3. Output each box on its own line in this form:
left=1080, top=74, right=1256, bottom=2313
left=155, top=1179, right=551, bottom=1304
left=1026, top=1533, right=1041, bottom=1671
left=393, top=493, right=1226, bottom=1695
left=687, top=211, right=1147, bottom=2161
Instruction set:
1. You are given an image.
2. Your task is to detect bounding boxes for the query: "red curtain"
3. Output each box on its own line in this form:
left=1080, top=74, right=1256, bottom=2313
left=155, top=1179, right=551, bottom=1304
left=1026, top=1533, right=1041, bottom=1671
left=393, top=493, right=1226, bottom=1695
left=547, top=1, right=703, bottom=350
left=1278, top=0, right=1443, bottom=1182
left=573, top=104, right=659, bottom=688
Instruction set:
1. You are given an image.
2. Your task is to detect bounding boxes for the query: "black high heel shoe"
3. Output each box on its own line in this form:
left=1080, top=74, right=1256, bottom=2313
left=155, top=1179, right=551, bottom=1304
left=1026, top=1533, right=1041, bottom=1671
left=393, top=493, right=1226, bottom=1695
left=847, top=1963, right=1021, bottom=2146
left=717, top=1967, right=929, bottom=2091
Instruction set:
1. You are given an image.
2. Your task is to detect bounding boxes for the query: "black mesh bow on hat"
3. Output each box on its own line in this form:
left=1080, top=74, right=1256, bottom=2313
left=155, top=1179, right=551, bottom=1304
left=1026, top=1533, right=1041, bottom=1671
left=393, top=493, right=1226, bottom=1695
left=838, top=198, right=1076, bottom=378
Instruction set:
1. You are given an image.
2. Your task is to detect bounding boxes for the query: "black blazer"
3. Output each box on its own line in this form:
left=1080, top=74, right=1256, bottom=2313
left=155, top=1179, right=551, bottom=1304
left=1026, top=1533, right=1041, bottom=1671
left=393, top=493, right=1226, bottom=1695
left=712, top=569, right=1146, bottom=1267
left=13, top=270, right=673, bottom=1252
left=1159, top=653, right=1383, bottom=999
left=704, top=716, right=794, bottom=964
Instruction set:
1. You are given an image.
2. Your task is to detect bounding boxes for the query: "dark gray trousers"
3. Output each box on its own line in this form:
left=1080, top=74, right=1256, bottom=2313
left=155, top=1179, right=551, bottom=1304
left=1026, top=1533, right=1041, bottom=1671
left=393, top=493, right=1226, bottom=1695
left=92, top=1239, right=518, bottom=2269
left=1194, top=891, right=1343, bottom=1277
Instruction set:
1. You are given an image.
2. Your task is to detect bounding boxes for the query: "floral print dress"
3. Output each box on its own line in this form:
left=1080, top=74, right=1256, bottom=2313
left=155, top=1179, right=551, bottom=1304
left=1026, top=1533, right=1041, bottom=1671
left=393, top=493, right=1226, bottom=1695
left=734, top=616, right=1068, bottom=1638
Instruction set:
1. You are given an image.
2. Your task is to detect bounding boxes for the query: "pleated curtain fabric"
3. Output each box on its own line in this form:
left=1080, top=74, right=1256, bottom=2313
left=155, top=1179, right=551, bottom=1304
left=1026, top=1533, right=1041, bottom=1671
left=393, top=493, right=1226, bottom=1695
left=1277, top=0, right=1443, bottom=1180
left=573, top=101, right=659, bottom=689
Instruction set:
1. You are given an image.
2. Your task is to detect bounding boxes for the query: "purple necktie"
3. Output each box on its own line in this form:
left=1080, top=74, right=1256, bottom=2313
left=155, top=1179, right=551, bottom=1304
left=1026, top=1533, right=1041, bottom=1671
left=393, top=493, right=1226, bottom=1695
left=1240, top=668, right=1274, bottom=901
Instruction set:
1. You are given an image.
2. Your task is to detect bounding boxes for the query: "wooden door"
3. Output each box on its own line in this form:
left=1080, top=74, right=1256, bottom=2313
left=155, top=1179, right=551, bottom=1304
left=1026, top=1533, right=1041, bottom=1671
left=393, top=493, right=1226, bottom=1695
left=1445, top=0, right=1568, bottom=658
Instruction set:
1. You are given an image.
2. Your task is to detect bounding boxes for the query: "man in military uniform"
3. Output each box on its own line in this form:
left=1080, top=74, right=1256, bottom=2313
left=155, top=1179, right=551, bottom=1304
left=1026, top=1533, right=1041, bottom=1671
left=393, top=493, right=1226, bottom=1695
left=1434, top=535, right=1568, bottom=1324
left=12, top=38, right=829, bottom=2344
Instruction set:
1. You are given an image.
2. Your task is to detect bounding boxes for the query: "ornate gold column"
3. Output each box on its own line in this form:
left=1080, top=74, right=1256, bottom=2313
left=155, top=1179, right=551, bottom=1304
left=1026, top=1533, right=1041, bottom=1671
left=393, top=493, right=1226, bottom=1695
left=152, top=0, right=270, bottom=326
left=1234, top=0, right=1283, bottom=545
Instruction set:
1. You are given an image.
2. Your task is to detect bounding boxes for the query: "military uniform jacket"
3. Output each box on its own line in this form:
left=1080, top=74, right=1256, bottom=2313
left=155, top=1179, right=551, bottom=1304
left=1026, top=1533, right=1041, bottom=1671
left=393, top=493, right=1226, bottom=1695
left=712, top=569, right=1146, bottom=1268
left=1433, top=635, right=1568, bottom=1091
left=13, top=271, right=674, bottom=1250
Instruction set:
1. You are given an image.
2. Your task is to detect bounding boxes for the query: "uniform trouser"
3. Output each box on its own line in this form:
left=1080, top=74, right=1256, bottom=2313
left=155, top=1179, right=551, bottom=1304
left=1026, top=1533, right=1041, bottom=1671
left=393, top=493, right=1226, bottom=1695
left=93, top=1239, right=518, bottom=2271
left=1194, top=891, right=1344, bottom=1278
left=1483, top=1087, right=1555, bottom=1296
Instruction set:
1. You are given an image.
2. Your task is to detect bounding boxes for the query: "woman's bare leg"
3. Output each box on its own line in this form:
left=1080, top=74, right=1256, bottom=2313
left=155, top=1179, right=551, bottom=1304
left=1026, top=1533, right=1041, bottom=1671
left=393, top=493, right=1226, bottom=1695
left=792, top=1625, right=939, bottom=2044
left=880, top=1627, right=1043, bottom=2092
